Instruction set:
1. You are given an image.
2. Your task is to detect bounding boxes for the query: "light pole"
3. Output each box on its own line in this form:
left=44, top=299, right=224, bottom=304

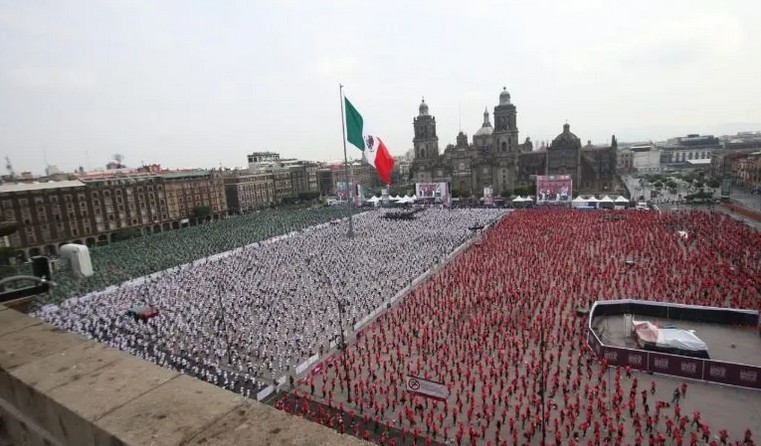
left=540, top=322, right=546, bottom=445
left=216, top=283, right=234, bottom=365
left=335, top=296, right=353, bottom=404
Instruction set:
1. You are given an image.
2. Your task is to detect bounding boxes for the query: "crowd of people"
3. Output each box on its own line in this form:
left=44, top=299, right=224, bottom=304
left=35, top=207, right=349, bottom=305
left=35, top=208, right=506, bottom=395
left=296, top=209, right=760, bottom=445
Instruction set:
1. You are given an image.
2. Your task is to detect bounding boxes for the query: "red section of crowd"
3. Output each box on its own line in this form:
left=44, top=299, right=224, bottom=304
left=294, top=209, right=761, bottom=446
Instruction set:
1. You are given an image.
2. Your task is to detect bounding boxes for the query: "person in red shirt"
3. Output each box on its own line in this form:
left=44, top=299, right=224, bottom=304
left=702, top=423, right=711, bottom=442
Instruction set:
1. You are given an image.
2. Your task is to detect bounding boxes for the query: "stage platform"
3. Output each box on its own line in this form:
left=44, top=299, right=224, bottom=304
left=594, top=314, right=761, bottom=367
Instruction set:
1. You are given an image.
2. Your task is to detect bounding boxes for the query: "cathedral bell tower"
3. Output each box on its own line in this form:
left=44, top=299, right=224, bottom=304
left=493, top=87, right=518, bottom=154
left=413, top=98, right=439, bottom=161
left=491, top=87, right=520, bottom=194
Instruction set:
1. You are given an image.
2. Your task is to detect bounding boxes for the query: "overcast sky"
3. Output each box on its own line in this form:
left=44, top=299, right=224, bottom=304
left=1, top=0, right=760, bottom=174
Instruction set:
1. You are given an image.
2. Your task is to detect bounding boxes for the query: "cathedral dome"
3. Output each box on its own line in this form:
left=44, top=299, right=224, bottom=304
left=418, top=97, right=429, bottom=116
left=474, top=107, right=493, bottom=136
left=499, top=87, right=511, bottom=105
left=550, top=123, right=582, bottom=150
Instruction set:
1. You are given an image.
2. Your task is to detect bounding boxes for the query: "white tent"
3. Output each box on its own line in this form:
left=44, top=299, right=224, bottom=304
left=586, top=196, right=600, bottom=203
left=600, top=195, right=614, bottom=203
left=367, top=195, right=380, bottom=203
left=390, top=195, right=401, bottom=201
left=404, top=194, right=416, bottom=203
left=512, top=196, right=525, bottom=202
left=571, top=196, right=588, bottom=208
left=614, top=195, right=630, bottom=203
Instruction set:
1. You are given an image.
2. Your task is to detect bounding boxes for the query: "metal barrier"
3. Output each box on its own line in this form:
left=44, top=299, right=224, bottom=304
left=587, top=299, right=761, bottom=389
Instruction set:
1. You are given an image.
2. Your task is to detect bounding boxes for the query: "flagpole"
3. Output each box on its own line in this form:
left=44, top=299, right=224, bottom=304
left=339, top=83, right=355, bottom=238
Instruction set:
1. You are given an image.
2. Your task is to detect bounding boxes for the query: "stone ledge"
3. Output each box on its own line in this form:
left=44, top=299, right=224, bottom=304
left=0, top=306, right=370, bottom=446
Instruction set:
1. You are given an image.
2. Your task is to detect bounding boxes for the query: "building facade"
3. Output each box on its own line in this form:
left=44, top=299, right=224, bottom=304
left=658, top=134, right=721, bottom=166
left=0, top=169, right=227, bottom=259
left=409, top=88, right=618, bottom=196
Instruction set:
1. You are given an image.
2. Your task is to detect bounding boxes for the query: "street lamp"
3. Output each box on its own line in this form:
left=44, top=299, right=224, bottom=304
left=215, top=283, right=234, bottom=365
left=334, top=296, right=353, bottom=403
left=540, top=322, right=546, bottom=445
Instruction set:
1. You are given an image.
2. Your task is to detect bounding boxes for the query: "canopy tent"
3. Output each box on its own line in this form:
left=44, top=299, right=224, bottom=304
left=512, top=196, right=525, bottom=202
left=571, top=196, right=589, bottom=209
left=367, top=195, right=380, bottom=203
left=586, top=196, right=600, bottom=203
left=614, top=196, right=630, bottom=203
left=598, top=195, right=615, bottom=209
left=633, top=320, right=709, bottom=358
left=390, top=195, right=402, bottom=201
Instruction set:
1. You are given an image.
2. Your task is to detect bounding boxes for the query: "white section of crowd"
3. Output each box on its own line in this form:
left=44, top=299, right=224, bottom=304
left=35, top=208, right=507, bottom=399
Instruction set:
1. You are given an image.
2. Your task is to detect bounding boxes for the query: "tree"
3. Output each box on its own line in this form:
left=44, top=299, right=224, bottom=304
left=192, top=205, right=211, bottom=222
left=513, top=185, right=529, bottom=197
left=707, top=178, right=721, bottom=188
left=297, top=191, right=320, bottom=202
left=111, top=227, right=142, bottom=242
left=665, top=180, right=677, bottom=189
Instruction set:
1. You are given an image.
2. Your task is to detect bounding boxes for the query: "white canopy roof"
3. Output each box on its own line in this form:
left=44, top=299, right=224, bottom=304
left=512, top=196, right=525, bottom=202
left=586, top=196, right=600, bottom=202
left=599, top=195, right=614, bottom=203
left=571, top=196, right=587, bottom=203
left=390, top=195, right=401, bottom=201
left=614, top=195, right=630, bottom=203
left=367, top=195, right=380, bottom=202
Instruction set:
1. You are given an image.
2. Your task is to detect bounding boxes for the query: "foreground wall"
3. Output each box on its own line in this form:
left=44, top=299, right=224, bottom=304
left=0, top=305, right=369, bottom=446
left=587, top=299, right=761, bottom=390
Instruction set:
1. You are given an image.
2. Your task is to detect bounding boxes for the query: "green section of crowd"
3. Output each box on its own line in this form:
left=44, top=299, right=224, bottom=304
left=34, top=207, right=349, bottom=306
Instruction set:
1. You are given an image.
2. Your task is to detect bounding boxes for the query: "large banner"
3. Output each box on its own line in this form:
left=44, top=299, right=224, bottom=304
left=416, top=182, right=449, bottom=203
left=354, top=184, right=364, bottom=206
left=536, top=175, right=572, bottom=203
left=484, top=187, right=494, bottom=206
left=336, top=181, right=351, bottom=201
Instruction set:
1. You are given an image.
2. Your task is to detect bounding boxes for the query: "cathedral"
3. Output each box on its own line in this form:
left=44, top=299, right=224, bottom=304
left=409, top=87, right=619, bottom=197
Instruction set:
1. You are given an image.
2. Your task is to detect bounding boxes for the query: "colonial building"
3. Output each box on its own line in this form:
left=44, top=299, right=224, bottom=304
left=0, top=168, right=226, bottom=259
left=223, top=170, right=277, bottom=213
left=409, top=88, right=618, bottom=196
left=224, top=153, right=320, bottom=213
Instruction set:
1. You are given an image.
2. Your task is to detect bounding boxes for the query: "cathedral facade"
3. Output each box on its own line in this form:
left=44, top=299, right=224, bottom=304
left=409, top=88, right=618, bottom=197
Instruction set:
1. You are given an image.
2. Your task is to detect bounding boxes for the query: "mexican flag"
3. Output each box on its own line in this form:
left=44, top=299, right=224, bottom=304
left=344, top=97, right=395, bottom=185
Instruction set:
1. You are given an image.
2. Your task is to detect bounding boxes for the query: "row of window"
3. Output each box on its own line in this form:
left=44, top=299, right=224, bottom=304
left=674, top=151, right=710, bottom=162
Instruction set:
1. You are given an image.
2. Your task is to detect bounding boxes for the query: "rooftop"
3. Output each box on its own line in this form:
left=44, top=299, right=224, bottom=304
left=0, top=180, right=86, bottom=193
left=158, top=170, right=212, bottom=179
